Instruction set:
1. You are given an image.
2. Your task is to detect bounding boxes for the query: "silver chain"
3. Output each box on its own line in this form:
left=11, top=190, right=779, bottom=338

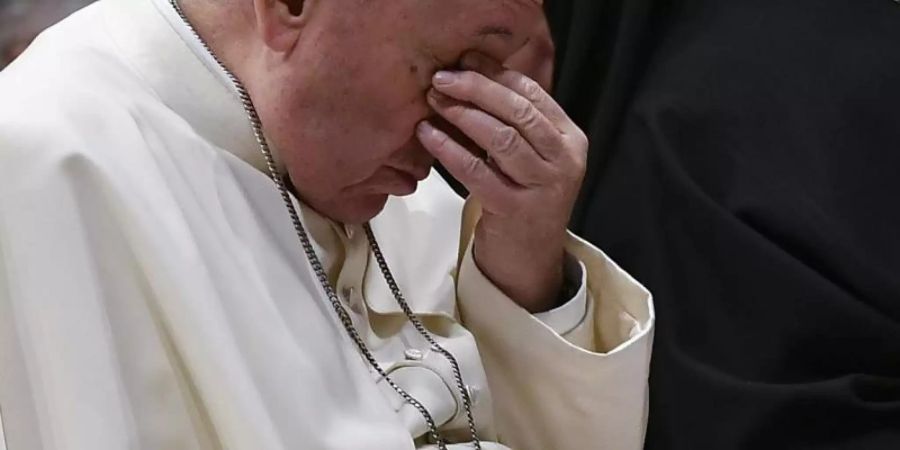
left=168, top=1, right=481, bottom=448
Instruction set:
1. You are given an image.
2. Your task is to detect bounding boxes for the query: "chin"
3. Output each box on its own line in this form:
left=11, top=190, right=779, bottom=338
left=323, top=194, right=391, bottom=225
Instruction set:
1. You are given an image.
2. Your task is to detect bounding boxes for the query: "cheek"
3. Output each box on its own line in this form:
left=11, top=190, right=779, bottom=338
left=267, top=41, right=432, bottom=184
left=277, top=80, right=429, bottom=191
left=360, top=59, right=432, bottom=129
left=337, top=67, right=431, bottom=164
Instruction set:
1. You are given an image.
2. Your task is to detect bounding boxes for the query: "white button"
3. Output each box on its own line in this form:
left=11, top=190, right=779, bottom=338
left=404, top=349, right=425, bottom=361
left=341, top=287, right=354, bottom=300
left=465, top=385, right=480, bottom=404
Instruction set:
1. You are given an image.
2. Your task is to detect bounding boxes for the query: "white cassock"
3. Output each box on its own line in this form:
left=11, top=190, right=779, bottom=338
left=0, top=0, right=655, bottom=449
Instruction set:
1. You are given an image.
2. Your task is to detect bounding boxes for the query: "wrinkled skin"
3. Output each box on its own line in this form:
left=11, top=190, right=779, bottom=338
left=186, top=0, right=587, bottom=311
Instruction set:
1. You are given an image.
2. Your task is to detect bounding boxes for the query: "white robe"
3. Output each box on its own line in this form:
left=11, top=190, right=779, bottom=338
left=0, top=0, right=655, bottom=449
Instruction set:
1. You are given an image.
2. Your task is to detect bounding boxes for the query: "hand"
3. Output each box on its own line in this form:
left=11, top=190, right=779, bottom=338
left=416, top=52, right=588, bottom=313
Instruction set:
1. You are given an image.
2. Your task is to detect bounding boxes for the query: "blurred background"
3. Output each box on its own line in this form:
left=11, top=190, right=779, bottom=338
left=0, top=0, right=95, bottom=68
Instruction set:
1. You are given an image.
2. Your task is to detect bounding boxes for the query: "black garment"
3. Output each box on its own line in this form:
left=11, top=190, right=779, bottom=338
left=546, top=0, right=900, bottom=449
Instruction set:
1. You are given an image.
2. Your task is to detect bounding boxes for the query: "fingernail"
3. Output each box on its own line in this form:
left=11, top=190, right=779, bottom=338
left=433, top=71, right=457, bottom=86
left=417, top=121, right=437, bottom=138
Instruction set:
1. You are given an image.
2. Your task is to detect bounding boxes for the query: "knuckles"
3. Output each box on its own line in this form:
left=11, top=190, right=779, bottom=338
left=518, top=77, right=544, bottom=103
left=571, top=127, right=589, bottom=151
left=463, top=153, right=484, bottom=179
left=565, top=129, right=589, bottom=169
left=512, top=97, right=539, bottom=127
left=491, top=126, right=520, bottom=156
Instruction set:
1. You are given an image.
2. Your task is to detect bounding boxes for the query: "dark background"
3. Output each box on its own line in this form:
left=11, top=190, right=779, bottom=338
left=546, top=0, right=900, bottom=449
left=0, top=0, right=94, bottom=68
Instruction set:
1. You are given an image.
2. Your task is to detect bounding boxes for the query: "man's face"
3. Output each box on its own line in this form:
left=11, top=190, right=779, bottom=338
left=249, top=0, right=544, bottom=224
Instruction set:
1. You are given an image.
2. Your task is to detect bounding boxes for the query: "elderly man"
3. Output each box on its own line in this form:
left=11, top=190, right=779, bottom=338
left=0, top=0, right=653, bottom=449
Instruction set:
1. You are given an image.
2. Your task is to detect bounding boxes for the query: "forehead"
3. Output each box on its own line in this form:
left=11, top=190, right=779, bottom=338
left=417, top=0, right=543, bottom=57
left=445, top=0, right=540, bottom=33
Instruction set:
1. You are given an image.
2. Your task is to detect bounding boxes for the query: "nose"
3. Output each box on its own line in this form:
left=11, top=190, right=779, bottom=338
left=393, top=135, right=435, bottom=181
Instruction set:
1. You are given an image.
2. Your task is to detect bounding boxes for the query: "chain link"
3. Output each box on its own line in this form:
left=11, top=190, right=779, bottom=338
left=168, top=1, right=481, bottom=448
left=364, top=225, right=482, bottom=448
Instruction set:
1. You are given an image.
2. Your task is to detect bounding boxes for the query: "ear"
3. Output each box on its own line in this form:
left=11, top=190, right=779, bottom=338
left=252, top=0, right=307, bottom=53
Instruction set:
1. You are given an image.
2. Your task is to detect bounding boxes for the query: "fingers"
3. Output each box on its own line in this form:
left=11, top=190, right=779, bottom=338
left=427, top=89, right=550, bottom=186
left=415, top=120, right=519, bottom=206
left=431, top=70, right=562, bottom=162
left=461, top=52, right=576, bottom=137
left=430, top=53, right=587, bottom=171
left=423, top=52, right=588, bottom=193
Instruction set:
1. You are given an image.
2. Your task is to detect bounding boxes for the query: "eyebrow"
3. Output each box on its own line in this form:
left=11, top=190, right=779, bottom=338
left=475, top=26, right=515, bottom=40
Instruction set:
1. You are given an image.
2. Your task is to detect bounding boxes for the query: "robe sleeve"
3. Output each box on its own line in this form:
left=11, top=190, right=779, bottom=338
left=531, top=254, right=589, bottom=337
left=0, top=124, right=217, bottom=450
left=0, top=137, right=137, bottom=450
left=455, top=198, right=655, bottom=450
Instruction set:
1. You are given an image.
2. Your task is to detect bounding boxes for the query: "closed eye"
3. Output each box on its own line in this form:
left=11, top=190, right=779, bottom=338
left=475, top=26, right=514, bottom=40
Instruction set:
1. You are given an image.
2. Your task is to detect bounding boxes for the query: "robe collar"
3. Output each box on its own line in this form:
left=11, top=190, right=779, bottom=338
left=102, top=0, right=349, bottom=262
left=103, top=0, right=274, bottom=173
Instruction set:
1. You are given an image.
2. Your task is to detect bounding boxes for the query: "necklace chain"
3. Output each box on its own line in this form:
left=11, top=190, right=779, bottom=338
left=168, top=1, right=481, bottom=448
